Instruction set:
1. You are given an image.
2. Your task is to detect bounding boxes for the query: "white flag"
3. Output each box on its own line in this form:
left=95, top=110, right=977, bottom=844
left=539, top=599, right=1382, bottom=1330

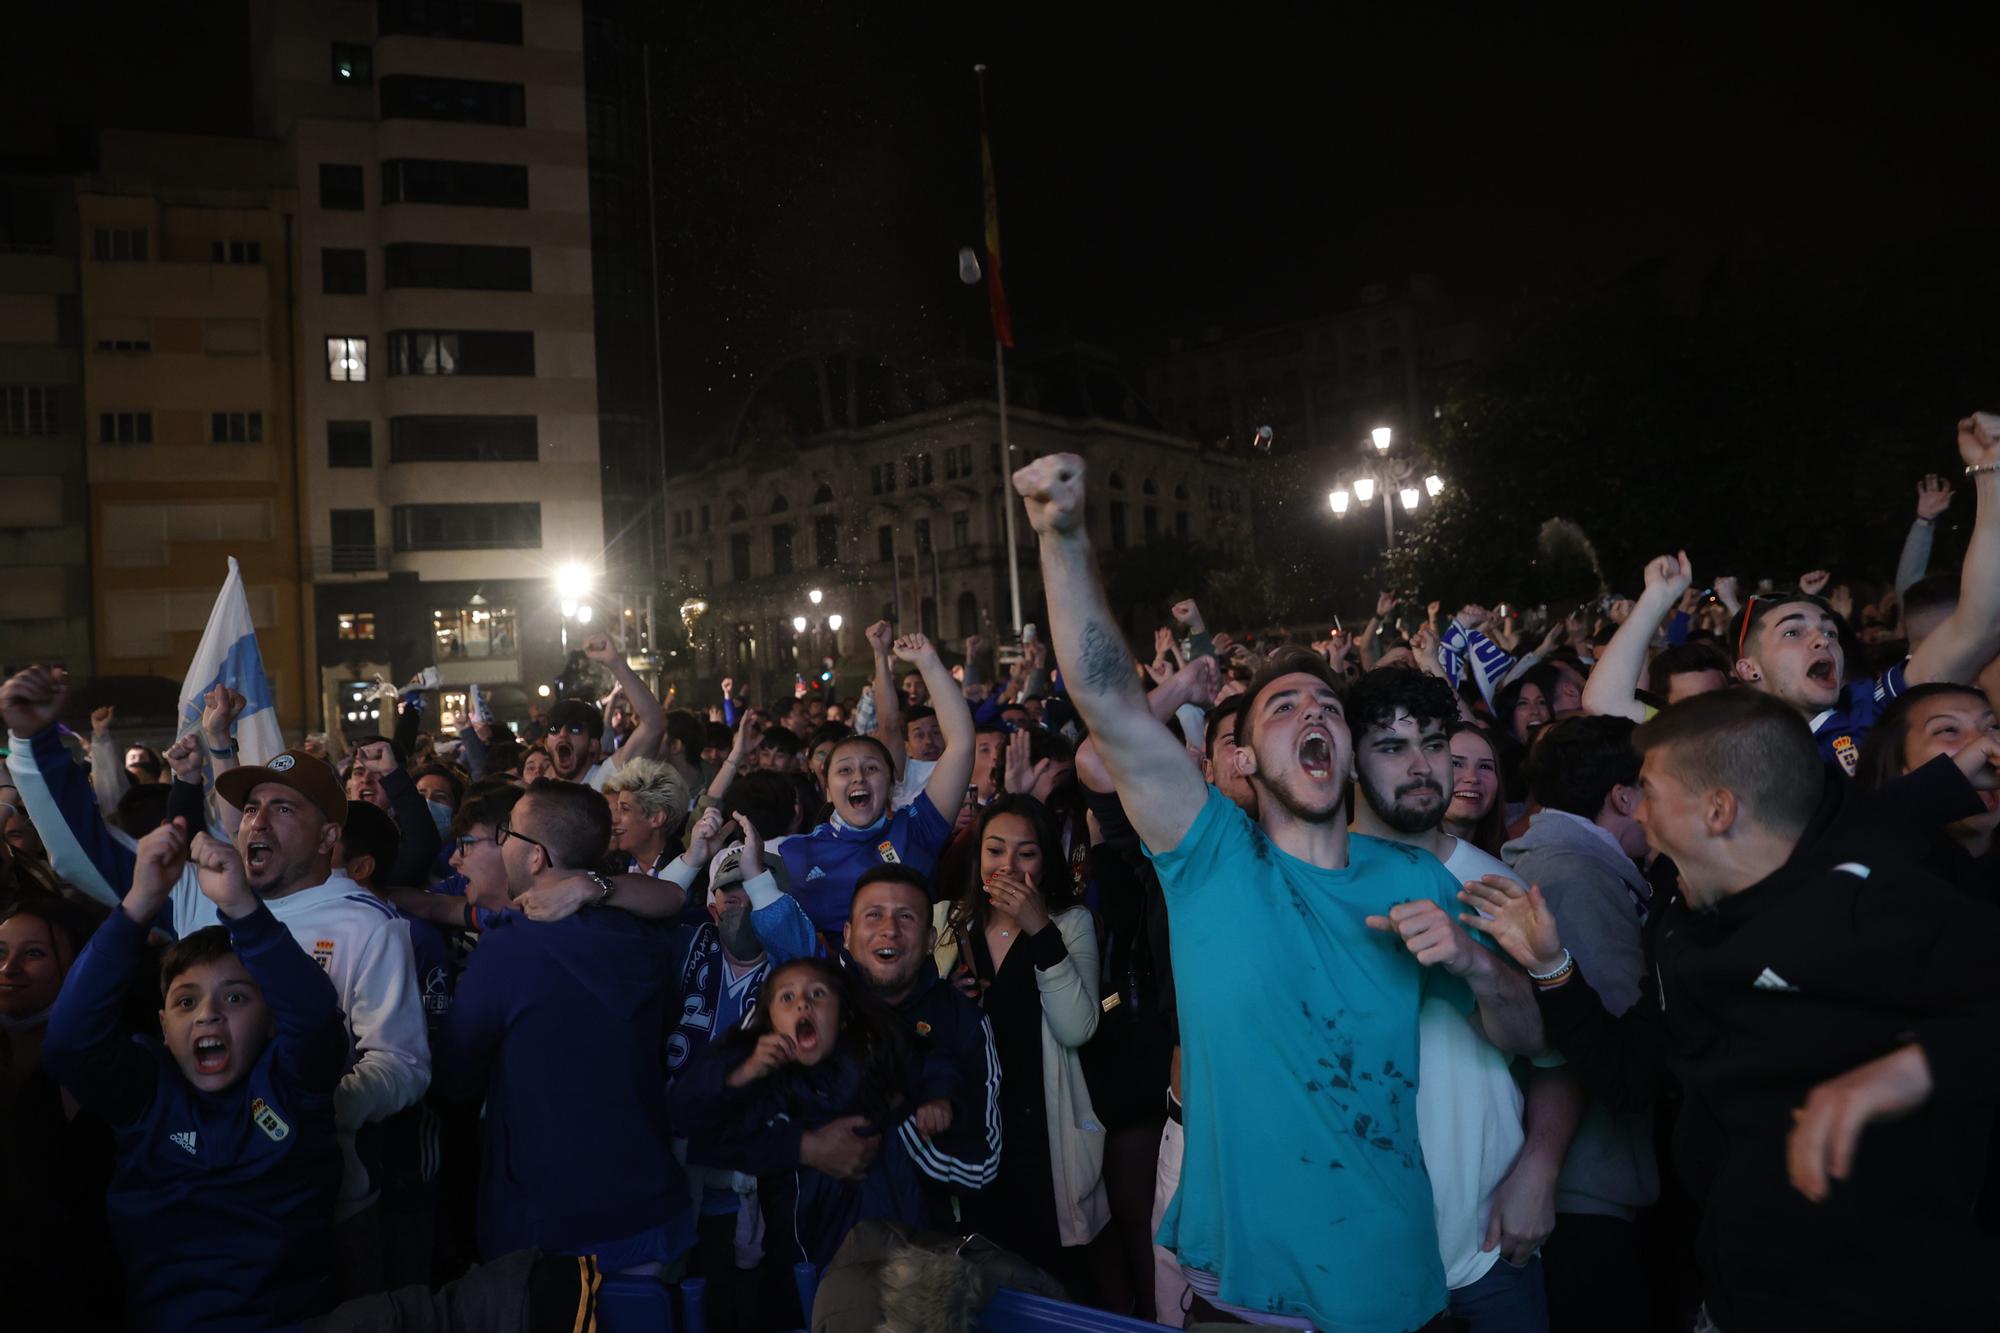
left=178, top=557, right=285, bottom=766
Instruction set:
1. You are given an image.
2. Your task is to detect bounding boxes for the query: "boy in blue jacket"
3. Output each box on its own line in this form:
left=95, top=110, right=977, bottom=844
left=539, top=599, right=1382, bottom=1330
left=43, top=816, right=346, bottom=1333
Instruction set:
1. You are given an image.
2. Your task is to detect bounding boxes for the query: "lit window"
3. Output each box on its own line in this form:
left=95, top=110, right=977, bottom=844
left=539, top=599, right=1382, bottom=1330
left=336, top=612, right=377, bottom=641
left=327, top=336, right=368, bottom=382
left=331, top=42, right=372, bottom=86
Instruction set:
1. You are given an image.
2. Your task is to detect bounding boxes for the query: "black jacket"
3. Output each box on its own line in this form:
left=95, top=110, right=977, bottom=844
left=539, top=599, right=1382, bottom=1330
left=1540, top=756, right=2000, bottom=1331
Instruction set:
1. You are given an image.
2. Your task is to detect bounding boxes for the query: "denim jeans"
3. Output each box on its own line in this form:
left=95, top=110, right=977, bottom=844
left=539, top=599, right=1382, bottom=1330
left=1450, top=1254, right=1550, bottom=1333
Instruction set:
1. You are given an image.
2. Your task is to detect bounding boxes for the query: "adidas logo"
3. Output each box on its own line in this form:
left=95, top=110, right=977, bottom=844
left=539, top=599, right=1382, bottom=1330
left=169, top=1130, right=198, bottom=1155
left=1751, top=967, right=1799, bottom=994
left=805, top=865, right=826, bottom=880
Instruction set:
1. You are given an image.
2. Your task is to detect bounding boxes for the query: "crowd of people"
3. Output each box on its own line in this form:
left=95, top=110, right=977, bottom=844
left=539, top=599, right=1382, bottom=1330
left=1, top=413, right=1998, bottom=1332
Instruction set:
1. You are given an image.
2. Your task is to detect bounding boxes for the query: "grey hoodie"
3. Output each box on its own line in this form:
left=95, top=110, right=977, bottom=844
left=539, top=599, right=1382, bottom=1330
left=1503, top=810, right=1660, bottom=1220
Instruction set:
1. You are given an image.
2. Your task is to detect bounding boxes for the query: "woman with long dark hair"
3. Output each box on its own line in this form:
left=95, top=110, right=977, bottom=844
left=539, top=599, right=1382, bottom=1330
left=941, top=794, right=1108, bottom=1292
left=1442, top=721, right=1510, bottom=859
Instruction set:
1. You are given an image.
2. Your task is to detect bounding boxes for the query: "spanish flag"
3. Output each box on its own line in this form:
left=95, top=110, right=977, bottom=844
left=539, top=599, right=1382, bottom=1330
left=980, top=129, right=1015, bottom=348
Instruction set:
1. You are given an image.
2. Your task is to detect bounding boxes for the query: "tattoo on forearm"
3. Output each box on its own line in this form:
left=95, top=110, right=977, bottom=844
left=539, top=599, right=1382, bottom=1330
left=1078, top=620, right=1137, bottom=695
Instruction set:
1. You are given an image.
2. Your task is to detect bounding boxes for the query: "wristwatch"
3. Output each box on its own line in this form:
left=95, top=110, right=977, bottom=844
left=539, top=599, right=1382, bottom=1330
left=586, top=871, right=615, bottom=907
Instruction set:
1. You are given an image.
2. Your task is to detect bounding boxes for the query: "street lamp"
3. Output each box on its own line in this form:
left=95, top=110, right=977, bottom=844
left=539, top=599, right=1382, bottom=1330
left=1328, top=428, right=1446, bottom=548
left=827, top=613, right=843, bottom=632
left=792, top=615, right=809, bottom=633
left=808, top=588, right=823, bottom=606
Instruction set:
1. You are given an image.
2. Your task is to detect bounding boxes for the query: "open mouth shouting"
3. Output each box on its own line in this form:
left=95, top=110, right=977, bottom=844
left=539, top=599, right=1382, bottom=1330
left=1298, top=728, right=1335, bottom=782
left=551, top=739, right=577, bottom=773
left=192, top=1034, right=230, bottom=1076
left=244, top=840, right=274, bottom=875
left=1805, top=655, right=1838, bottom=688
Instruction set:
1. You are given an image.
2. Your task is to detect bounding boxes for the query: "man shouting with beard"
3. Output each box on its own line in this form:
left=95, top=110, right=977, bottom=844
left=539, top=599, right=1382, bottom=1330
left=1346, top=668, right=1581, bottom=1331
left=1013, top=454, right=1541, bottom=1331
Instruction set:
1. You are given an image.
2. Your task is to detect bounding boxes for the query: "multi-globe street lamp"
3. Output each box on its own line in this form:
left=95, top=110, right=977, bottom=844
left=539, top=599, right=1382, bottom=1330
left=1327, top=427, right=1446, bottom=547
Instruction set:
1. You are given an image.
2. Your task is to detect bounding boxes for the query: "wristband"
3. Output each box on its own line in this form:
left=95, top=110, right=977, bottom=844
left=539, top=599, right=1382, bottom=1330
left=1966, top=462, right=2000, bottom=478
left=1527, top=948, right=1573, bottom=982
left=207, top=743, right=235, bottom=758
left=1914, top=516, right=1935, bottom=526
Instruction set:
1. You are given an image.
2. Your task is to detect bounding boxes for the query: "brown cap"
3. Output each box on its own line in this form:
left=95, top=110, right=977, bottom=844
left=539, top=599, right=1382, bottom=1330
left=214, top=749, right=350, bottom=825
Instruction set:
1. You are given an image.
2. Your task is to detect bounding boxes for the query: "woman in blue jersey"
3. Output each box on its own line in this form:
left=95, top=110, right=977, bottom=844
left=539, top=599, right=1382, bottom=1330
left=778, top=633, right=976, bottom=932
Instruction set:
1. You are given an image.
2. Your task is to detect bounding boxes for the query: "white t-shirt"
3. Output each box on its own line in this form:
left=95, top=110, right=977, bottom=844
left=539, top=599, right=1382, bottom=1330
left=1420, top=838, right=1530, bottom=1290
left=169, top=869, right=431, bottom=1219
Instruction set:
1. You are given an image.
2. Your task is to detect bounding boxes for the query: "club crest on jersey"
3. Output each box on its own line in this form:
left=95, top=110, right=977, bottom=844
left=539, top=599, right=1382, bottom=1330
left=313, top=939, right=335, bottom=969
left=250, top=1097, right=291, bottom=1142
left=1831, top=734, right=1859, bottom=776
left=876, top=840, right=900, bottom=864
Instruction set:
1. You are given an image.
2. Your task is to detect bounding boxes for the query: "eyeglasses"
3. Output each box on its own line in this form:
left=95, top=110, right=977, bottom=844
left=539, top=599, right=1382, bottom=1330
left=496, top=822, right=550, bottom=858
left=554, top=723, right=591, bottom=738
left=453, top=834, right=494, bottom=856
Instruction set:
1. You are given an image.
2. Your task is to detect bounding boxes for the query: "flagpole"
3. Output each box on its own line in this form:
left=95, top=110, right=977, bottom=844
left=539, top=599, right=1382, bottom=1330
left=975, top=64, right=1025, bottom=638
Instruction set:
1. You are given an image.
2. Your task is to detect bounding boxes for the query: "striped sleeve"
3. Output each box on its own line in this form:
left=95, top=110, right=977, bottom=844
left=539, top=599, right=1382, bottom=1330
left=898, top=1012, right=1002, bottom=1191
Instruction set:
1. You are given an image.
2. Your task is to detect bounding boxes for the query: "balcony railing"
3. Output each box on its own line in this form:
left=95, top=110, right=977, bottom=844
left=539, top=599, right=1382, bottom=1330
left=311, top=544, right=390, bottom=576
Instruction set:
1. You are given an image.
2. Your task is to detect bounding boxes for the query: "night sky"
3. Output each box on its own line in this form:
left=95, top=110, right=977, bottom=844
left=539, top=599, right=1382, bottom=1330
left=8, top=6, right=1995, bottom=455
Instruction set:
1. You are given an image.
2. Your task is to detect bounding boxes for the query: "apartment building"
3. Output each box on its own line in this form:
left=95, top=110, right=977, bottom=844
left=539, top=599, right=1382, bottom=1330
left=251, top=0, right=606, bottom=725
left=74, top=133, right=311, bottom=730
left=0, top=174, right=93, bottom=676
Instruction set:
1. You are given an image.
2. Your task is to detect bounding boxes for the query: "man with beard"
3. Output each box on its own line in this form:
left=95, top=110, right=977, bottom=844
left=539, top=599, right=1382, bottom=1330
left=1732, top=414, right=2000, bottom=775
left=1347, top=668, right=1581, bottom=1330
left=839, top=865, right=1001, bottom=1209
left=543, top=632, right=668, bottom=791
left=1499, top=714, right=1658, bottom=1325
left=1013, top=454, right=1542, bottom=1331
left=5, top=665, right=431, bottom=1291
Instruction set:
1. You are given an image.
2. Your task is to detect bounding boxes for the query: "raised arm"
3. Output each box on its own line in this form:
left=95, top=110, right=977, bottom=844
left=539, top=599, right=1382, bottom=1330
left=3, top=667, right=132, bottom=907
left=1909, top=417, right=2000, bottom=685
left=1581, top=552, right=1691, bottom=723
left=865, top=621, right=908, bottom=775
left=1896, top=474, right=1952, bottom=595
left=87, top=707, right=131, bottom=815
left=897, top=634, right=976, bottom=815
left=1013, top=455, right=1206, bottom=853
left=198, top=684, right=246, bottom=839
left=583, top=632, right=665, bottom=767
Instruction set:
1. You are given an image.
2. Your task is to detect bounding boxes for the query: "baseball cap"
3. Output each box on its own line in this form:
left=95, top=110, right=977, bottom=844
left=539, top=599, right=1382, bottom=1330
left=546, top=698, right=604, bottom=740
left=215, top=748, right=350, bottom=825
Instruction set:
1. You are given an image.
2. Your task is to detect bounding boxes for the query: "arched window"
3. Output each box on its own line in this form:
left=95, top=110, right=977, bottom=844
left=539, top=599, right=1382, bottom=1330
left=1142, top=477, right=1158, bottom=496
left=770, top=494, right=790, bottom=514
left=1107, top=471, right=1125, bottom=490
left=728, top=500, right=747, bottom=522
left=1173, top=482, right=1189, bottom=502
left=812, top=482, right=834, bottom=504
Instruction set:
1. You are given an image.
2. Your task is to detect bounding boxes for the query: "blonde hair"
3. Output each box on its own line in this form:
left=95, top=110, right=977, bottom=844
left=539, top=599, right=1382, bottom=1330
left=599, top=756, right=690, bottom=822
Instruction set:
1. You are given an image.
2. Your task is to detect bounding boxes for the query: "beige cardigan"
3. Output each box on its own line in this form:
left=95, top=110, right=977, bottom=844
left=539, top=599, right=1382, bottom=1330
left=934, top=903, right=1111, bottom=1246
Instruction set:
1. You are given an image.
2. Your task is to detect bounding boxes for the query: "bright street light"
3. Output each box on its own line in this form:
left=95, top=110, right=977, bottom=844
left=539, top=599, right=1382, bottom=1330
left=1400, top=487, right=1421, bottom=511
left=559, top=598, right=577, bottom=619
left=1329, top=489, right=1350, bottom=515
left=792, top=615, right=809, bottom=633
left=1372, top=426, right=1393, bottom=452
left=827, top=613, right=843, bottom=631
left=537, top=684, right=551, bottom=697
left=554, top=563, right=593, bottom=599
left=1353, top=477, right=1376, bottom=504
left=1425, top=474, right=1444, bottom=497
left=808, top=588, right=823, bottom=606
left=576, top=604, right=593, bottom=624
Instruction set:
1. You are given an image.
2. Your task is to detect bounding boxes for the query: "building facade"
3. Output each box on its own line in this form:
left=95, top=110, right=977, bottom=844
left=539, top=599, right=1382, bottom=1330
left=250, top=0, right=608, bottom=726
left=0, top=174, right=93, bottom=676
left=665, top=352, right=1252, bottom=701
left=73, top=133, right=312, bottom=731
left=1141, top=276, right=1481, bottom=462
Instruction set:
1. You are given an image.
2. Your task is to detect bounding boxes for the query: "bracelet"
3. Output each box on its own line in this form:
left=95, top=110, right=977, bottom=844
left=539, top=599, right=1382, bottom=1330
left=1526, top=948, right=1573, bottom=982
left=1967, top=462, right=2000, bottom=477
left=208, top=743, right=235, bottom=758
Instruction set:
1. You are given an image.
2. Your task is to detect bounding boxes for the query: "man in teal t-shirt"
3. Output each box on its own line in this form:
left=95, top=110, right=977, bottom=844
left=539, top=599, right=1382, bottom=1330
left=1012, top=452, right=1543, bottom=1331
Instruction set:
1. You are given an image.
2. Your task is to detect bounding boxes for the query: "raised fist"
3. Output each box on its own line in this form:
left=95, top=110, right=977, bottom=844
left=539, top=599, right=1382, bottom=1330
left=1012, top=453, right=1086, bottom=537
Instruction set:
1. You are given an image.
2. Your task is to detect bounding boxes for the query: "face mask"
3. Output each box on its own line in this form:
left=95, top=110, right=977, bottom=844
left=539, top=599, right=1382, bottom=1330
left=428, top=799, right=454, bottom=836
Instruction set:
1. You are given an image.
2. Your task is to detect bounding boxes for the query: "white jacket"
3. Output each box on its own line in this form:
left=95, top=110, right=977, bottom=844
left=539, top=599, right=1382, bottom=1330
left=935, top=904, right=1111, bottom=1247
